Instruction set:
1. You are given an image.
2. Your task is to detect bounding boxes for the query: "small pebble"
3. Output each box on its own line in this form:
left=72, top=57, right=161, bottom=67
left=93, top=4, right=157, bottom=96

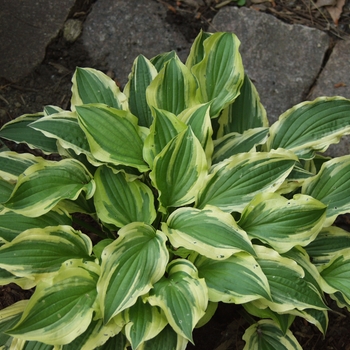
left=63, top=19, right=83, bottom=43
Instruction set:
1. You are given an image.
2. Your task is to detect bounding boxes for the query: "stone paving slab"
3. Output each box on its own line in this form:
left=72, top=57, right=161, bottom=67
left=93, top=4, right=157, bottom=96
left=81, top=0, right=190, bottom=86
left=0, top=0, right=76, bottom=82
left=211, top=7, right=330, bottom=123
left=309, top=39, right=350, bottom=100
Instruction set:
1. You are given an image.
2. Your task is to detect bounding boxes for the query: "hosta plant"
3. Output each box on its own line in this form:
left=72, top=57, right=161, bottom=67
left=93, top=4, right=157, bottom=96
left=1, top=31, right=350, bottom=350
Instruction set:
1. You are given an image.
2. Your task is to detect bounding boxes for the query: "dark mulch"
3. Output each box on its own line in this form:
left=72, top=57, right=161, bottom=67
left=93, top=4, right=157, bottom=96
left=1, top=0, right=350, bottom=349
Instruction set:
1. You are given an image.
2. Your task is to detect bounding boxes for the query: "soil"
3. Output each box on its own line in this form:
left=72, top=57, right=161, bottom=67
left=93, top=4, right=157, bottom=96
left=1, top=0, right=350, bottom=349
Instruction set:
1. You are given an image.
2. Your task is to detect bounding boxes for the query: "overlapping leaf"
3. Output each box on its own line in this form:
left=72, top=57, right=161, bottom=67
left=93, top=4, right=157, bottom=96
left=212, top=128, right=269, bottom=164
left=185, top=30, right=212, bottom=69
left=147, top=259, right=208, bottom=343
left=162, top=206, right=255, bottom=260
left=94, top=165, right=156, bottom=227
left=141, top=324, right=188, bottom=350
left=146, top=56, right=198, bottom=115
left=253, top=246, right=328, bottom=313
left=178, top=103, right=214, bottom=165
left=190, top=32, right=244, bottom=117
left=71, top=67, right=127, bottom=110
left=194, top=253, right=271, bottom=304
left=7, top=261, right=99, bottom=345
left=243, top=320, right=302, bottom=350
left=239, top=193, right=326, bottom=253
left=150, top=127, right=208, bottom=211
left=3, top=158, right=95, bottom=217
left=76, top=104, right=148, bottom=171
left=0, top=151, right=40, bottom=182
left=319, top=250, right=350, bottom=303
left=217, top=73, right=268, bottom=137
left=0, top=208, right=71, bottom=243
left=0, top=225, right=93, bottom=279
left=266, top=97, right=350, bottom=159
left=302, top=155, right=350, bottom=225
left=143, top=108, right=187, bottom=168
left=97, top=223, right=168, bottom=323
left=124, top=54, right=158, bottom=127
left=123, top=298, right=167, bottom=349
left=196, top=151, right=296, bottom=212
left=29, top=111, right=90, bottom=155
left=61, top=316, right=124, bottom=350
left=0, top=113, right=58, bottom=154
left=305, top=226, right=350, bottom=265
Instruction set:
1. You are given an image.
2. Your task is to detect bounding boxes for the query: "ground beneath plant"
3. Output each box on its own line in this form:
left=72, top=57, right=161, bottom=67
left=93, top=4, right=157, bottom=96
left=1, top=0, right=350, bottom=349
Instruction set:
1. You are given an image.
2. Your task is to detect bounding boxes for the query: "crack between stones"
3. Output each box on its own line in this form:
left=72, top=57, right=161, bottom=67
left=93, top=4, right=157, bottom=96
left=304, top=38, right=337, bottom=100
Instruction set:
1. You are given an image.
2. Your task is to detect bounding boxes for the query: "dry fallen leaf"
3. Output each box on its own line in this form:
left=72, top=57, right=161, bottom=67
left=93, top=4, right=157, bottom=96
left=326, top=0, right=345, bottom=25
left=334, top=82, right=347, bottom=88
left=314, top=0, right=336, bottom=7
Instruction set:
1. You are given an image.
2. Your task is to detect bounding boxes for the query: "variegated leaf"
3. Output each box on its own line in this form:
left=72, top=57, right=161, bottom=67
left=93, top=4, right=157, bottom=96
left=0, top=208, right=71, bottom=243
left=71, top=67, right=127, bottom=111
left=123, top=298, right=167, bottom=349
left=146, top=56, right=198, bottom=115
left=162, top=206, right=255, bottom=259
left=287, top=308, right=328, bottom=336
left=195, top=151, right=296, bottom=213
left=190, top=32, right=244, bottom=117
left=124, top=54, right=158, bottom=127
left=305, top=226, right=350, bottom=266
left=150, top=51, right=177, bottom=72
left=217, top=73, right=268, bottom=137
left=3, top=158, right=95, bottom=217
left=7, top=260, right=99, bottom=345
left=76, top=104, right=148, bottom=172
left=5, top=339, right=54, bottom=349
left=0, top=267, right=36, bottom=290
left=0, top=300, right=28, bottom=347
left=302, top=155, right=350, bottom=225
left=193, top=253, right=271, bottom=304
left=0, top=225, right=93, bottom=279
left=97, top=223, right=169, bottom=323
left=0, top=178, right=14, bottom=206
left=94, top=165, right=156, bottom=227
left=143, top=108, right=187, bottom=169
left=243, top=320, right=302, bottom=350
left=150, top=127, right=208, bottom=212
left=185, top=30, right=212, bottom=69
left=178, top=103, right=214, bottom=165
left=61, top=316, right=124, bottom=350
left=243, top=302, right=294, bottom=334
left=318, top=250, right=350, bottom=302
left=253, top=246, right=327, bottom=313
left=0, top=151, right=40, bottom=182
left=29, top=111, right=90, bottom=155
left=212, top=128, right=269, bottom=164
left=282, top=246, right=324, bottom=295
left=147, top=259, right=208, bottom=343
left=0, top=113, right=58, bottom=154
left=277, top=162, right=314, bottom=194
left=238, top=193, right=326, bottom=253
left=266, top=97, right=350, bottom=159
left=95, top=332, right=128, bottom=350
left=43, top=105, right=64, bottom=115
left=140, top=324, right=188, bottom=350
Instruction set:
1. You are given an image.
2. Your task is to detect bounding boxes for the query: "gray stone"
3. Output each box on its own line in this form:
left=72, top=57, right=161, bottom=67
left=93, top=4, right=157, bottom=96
left=211, top=7, right=330, bottom=123
left=0, top=0, right=76, bottom=82
left=309, top=39, right=350, bottom=100
left=309, top=39, right=350, bottom=158
left=82, top=0, right=190, bottom=86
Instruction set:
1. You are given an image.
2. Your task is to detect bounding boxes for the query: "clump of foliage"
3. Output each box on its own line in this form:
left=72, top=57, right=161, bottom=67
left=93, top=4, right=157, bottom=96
left=0, top=31, right=350, bottom=350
